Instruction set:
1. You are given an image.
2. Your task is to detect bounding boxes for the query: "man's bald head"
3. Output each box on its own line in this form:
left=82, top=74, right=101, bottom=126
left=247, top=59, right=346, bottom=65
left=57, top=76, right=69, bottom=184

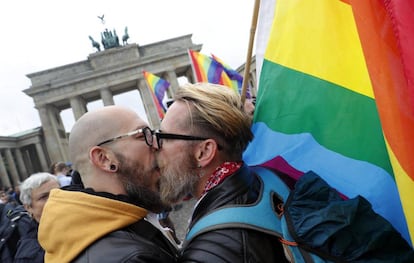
left=67, top=106, right=165, bottom=211
left=69, top=106, right=145, bottom=174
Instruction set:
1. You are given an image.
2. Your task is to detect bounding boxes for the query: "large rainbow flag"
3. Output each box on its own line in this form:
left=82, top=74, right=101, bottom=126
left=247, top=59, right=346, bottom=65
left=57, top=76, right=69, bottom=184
left=188, top=49, right=248, bottom=96
left=243, top=0, right=414, bottom=245
left=143, top=70, right=170, bottom=119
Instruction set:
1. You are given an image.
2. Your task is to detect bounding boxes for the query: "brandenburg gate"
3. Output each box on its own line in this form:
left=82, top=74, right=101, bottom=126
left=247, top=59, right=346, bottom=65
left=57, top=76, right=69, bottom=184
left=24, top=34, right=201, bottom=168
left=0, top=30, right=256, bottom=188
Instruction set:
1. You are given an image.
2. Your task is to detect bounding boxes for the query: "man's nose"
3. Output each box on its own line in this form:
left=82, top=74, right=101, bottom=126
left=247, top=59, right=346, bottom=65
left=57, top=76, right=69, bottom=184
left=151, top=134, right=160, bottom=150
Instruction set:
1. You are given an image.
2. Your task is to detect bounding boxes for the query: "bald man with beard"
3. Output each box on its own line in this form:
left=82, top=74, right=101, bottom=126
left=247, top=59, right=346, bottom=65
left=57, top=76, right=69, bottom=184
left=38, top=106, right=178, bottom=263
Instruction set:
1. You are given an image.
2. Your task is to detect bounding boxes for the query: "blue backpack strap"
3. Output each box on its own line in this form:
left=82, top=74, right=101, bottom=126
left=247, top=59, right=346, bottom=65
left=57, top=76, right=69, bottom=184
left=185, top=166, right=291, bottom=242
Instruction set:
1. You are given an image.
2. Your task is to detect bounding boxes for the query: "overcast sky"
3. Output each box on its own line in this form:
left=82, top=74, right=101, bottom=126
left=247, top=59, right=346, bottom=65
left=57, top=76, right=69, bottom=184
left=0, top=0, right=255, bottom=136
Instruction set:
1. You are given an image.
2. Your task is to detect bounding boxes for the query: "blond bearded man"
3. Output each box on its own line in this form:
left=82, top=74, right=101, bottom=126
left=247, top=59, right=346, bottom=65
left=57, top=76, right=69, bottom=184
left=154, top=83, right=288, bottom=262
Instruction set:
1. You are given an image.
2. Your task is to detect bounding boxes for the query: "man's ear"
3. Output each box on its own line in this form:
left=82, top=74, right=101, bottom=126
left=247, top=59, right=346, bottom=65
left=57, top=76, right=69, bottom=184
left=23, top=204, right=31, bottom=212
left=89, top=146, right=117, bottom=173
left=195, top=139, right=218, bottom=167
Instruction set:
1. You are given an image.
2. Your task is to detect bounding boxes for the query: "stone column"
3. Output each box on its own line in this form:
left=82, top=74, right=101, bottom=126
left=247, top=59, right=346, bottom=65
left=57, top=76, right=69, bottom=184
left=0, top=151, right=12, bottom=187
left=70, top=96, right=88, bottom=120
left=137, top=79, right=161, bottom=129
left=186, top=67, right=195, bottom=84
left=49, top=106, right=69, bottom=162
left=165, top=70, right=180, bottom=96
left=38, top=105, right=65, bottom=165
left=5, top=148, right=20, bottom=186
left=100, top=87, right=115, bottom=106
left=35, top=143, right=49, bottom=172
left=14, top=148, right=28, bottom=181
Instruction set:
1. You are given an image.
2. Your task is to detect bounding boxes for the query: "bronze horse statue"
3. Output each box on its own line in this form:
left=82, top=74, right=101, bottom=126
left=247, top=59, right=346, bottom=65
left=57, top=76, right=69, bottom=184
left=122, top=26, right=129, bottom=46
left=89, top=36, right=101, bottom=52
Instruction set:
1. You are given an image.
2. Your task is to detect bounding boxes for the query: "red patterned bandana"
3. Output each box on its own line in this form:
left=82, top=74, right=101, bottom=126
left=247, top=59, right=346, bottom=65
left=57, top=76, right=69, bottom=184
left=202, top=161, right=242, bottom=196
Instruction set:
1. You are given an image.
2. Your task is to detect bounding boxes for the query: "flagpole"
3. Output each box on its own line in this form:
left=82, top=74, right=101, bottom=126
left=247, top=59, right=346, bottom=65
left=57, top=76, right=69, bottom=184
left=241, top=0, right=261, bottom=104
left=187, top=49, right=198, bottom=84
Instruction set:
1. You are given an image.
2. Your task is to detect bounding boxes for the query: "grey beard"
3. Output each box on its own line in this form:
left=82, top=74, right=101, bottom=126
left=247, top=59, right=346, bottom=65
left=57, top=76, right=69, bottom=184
left=159, top=158, right=199, bottom=204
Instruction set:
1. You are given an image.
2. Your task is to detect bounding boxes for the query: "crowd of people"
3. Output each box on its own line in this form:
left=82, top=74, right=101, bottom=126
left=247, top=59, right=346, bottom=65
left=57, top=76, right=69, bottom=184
left=0, top=83, right=412, bottom=262
left=0, top=168, right=69, bottom=262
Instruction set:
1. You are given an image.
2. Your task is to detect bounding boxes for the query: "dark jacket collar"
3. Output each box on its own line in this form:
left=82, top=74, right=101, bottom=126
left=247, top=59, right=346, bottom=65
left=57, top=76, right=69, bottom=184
left=191, top=164, right=258, bottom=227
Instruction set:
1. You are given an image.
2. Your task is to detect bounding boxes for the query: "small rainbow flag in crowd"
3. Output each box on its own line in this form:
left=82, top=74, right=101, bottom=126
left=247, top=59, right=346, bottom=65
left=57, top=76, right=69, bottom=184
left=188, top=49, right=223, bottom=84
left=244, top=0, right=414, bottom=245
left=143, top=70, right=170, bottom=119
left=188, top=49, right=248, bottom=97
left=211, top=54, right=244, bottom=95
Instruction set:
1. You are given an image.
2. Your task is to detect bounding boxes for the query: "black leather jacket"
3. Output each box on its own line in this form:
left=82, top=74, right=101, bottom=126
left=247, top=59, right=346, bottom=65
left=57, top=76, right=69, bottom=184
left=180, top=164, right=288, bottom=263
left=73, top=220, right=178, bottom=263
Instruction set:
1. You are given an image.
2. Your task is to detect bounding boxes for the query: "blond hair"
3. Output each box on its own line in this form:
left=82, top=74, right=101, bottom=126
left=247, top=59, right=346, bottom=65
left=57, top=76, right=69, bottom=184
left=174, top=83, right=253, bottom=160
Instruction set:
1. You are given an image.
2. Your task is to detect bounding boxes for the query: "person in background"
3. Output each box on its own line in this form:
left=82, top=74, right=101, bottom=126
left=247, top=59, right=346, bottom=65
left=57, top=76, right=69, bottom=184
left=243, top=96, right=256, bottom=120
left=69, top=170, right=84, bottom=188
left=12, top=185, right=22, bottom=205
left=38, top=106, right=178, bottom=262
left=0, top=191, right=12, bottom=205
left=0, top=189, right=19, bottom=213
left=12, top=172, right=59, bottom=263
left=50, top=162, right=72, bottom=187
left=154, top=83, right=288, bottom=262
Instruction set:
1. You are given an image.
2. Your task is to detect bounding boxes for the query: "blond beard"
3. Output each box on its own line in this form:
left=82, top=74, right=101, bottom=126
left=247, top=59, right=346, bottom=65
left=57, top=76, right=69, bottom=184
left=159, top=152, right=199, bottom=204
